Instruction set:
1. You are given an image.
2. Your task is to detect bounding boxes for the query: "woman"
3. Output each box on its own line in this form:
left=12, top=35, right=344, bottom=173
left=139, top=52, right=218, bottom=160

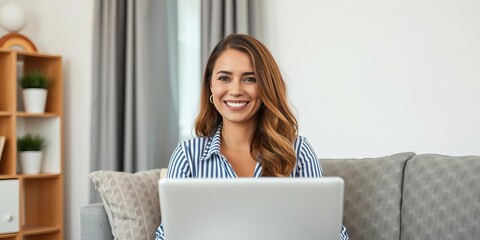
left=156, top=34, right=349, bottom=239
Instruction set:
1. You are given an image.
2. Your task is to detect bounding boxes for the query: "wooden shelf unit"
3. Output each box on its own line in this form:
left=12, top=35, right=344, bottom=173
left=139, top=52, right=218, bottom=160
left=0, top=49, right=63, bottom=240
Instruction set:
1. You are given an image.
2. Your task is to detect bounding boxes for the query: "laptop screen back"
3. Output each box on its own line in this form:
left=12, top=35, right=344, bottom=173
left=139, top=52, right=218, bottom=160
left=159, top=177, right=344, bottom=240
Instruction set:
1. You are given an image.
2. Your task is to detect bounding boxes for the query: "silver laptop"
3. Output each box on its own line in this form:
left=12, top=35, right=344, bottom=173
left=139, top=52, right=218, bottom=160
left=158, top=177, right=344, bottom=240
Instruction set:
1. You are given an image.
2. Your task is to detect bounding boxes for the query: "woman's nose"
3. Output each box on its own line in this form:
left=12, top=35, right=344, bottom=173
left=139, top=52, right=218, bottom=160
left=229, top=79, right=244, bottom=96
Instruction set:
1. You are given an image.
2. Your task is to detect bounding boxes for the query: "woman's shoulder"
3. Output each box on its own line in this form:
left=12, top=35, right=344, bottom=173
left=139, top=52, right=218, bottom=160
left=293, top=135, right=317, bottom=156
left=179, top=136, right=210, bottom=144
left=176, top=136, right=213, bottom=152
left=295, top=135, right=307, bottom=141
left=293, top=135, right=309, bottom=148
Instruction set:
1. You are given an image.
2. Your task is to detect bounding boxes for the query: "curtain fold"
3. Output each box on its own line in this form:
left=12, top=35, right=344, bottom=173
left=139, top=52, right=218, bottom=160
left=91, top=0, right=178, bottom=202
left=201, top=0, right=261, bottom=67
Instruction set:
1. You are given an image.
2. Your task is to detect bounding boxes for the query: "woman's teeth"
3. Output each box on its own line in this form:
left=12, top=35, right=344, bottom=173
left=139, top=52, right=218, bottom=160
left=226, top=102, right=247, bottom=107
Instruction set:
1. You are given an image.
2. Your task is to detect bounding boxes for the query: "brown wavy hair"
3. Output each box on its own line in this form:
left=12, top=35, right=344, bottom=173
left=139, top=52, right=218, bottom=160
left=194, top=34, right=298, bottom=177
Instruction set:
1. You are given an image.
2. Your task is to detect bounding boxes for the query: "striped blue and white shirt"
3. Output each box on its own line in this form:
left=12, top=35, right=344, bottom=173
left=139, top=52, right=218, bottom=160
left=155, top=124, right=349, bottom=240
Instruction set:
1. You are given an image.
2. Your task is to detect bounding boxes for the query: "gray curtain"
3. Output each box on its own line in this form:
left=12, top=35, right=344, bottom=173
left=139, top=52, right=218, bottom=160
left=90, top=0, right=179, bottom=202
left=201, top=0, right=263, bottom=67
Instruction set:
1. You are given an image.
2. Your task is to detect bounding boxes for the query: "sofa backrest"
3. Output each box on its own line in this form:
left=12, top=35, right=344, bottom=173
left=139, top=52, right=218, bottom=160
left=321, top=152, right=415, bottom=240
left=401, top=154, right=480, bottom=240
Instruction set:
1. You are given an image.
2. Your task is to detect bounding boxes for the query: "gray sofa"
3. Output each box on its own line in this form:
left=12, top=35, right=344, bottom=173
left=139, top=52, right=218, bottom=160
left=81, top=152, right=480, bottom=240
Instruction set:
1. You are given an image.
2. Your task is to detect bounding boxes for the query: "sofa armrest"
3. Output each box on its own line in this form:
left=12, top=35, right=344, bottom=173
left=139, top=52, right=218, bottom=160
left=81, top=202, right=113, bottom=240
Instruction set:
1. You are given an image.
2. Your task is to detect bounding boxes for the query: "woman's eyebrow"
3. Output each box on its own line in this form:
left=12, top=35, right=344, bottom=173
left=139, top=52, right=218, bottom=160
left=216, top=70, right=232, bottom=75
left=215, top=70, right=256, bottom=76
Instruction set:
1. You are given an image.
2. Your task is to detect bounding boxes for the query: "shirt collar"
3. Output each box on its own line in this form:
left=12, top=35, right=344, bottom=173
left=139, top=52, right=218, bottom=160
left=201, top=123, right=223, bottom=161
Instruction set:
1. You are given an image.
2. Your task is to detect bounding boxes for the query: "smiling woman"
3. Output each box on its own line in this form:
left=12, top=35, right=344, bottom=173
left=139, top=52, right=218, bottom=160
left=195, top=34, right=298, bottom=177
left=155, top=34, right=349, bottom=240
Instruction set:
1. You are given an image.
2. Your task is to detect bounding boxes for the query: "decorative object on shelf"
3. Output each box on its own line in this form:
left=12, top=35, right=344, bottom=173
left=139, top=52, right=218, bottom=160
left=17, top=133, right=45, bottom=174
left=0, top=3, right=26, bottom=32
left=0, top=33, right=37, bottom=52
left=20, top=70, right=49, bottom=113
left=0, top=3, right=37, bottom=53
left=0, top=136, right=5, bottom=164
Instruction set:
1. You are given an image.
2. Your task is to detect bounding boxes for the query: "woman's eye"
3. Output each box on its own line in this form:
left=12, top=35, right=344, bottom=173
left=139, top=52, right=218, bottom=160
left=244, top=77, right=256, bottom=83
left=218, top=76, right=229, bottom=81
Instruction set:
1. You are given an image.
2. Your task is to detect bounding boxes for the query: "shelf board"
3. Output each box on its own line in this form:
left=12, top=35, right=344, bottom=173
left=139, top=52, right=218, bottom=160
left=0, top=175, right=18, bottom=180
left=0, top=111, right=12, bottom=117
left=21, top=225, right=60, bottom=236
left=16, top=51, right=61, bottom=59
left=0, top=49, right=14, bottom=54
left=0, top=233, right=17, bottom=238
left=16, top=112, right=59, bottom=118
left=19, top=173, right=61, bottom=179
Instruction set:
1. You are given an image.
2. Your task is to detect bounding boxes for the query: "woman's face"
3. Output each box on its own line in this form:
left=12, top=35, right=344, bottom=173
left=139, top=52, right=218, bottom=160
left=210, top=49, right=262, bottom=127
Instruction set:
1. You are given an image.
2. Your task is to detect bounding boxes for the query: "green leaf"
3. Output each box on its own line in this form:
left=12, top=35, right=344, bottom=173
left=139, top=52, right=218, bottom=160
left=17, top=134, right=45, bottom=151
left=19, top=70, right=50, bottom=89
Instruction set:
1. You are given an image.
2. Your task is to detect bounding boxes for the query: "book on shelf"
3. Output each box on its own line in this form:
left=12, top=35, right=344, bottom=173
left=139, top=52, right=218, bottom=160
left=0, top=136, right=5, bottom=163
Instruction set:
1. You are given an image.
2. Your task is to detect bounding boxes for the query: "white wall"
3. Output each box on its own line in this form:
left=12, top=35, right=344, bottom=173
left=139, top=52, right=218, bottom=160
left=0, top=0, right=93, bottom=239
left=261, top=0, right=480, bottom=158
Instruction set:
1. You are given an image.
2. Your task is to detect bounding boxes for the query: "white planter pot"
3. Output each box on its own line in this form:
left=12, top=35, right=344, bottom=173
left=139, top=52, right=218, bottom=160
left=19, top=151, right=42, bottom=174
left=23, top=89, right=47, bottom=113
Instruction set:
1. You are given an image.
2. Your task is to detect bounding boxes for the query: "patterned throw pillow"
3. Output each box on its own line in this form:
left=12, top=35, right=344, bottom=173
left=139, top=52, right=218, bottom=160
left=89, top=169, right=163, bottom=240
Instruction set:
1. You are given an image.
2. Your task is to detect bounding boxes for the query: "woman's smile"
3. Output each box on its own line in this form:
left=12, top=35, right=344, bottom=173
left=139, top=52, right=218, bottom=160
left=225, top=100, right=249, bottom=109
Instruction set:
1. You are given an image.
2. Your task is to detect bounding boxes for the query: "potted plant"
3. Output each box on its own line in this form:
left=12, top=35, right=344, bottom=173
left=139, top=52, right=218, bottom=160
left=17, top=134, right=45, bottom=174
left=19, top=70, right=49, bottom=113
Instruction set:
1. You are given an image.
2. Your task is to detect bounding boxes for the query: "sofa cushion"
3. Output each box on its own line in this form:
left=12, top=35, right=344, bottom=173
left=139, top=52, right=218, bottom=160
left=89, top=169, right=162, bottom=240
left=401, top=154, right=480, bottom=240
left=320, top=152, right=415, bottom=240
